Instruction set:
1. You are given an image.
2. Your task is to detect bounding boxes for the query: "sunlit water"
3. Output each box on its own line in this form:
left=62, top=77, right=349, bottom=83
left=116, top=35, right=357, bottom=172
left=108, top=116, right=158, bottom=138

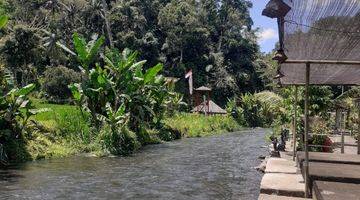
left=0, top=129, right=268, bottom=200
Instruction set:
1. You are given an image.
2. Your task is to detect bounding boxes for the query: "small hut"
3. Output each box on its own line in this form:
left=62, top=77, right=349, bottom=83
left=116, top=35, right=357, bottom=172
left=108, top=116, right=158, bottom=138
left=191, top=86, right=227, bottom=115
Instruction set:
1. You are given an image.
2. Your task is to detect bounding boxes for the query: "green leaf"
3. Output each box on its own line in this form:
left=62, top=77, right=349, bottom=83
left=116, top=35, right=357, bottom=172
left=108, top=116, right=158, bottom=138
left=16, top=84, right=36, bottom=96
left=103, top=55, right=116, bottom=70
left=129, top=60, right=147, bottom=71
left=73, top=33, right=88, bottom=66
left=105, top=103, right=114, bottom=119
left=115, top=103, right=126, bottom=117
left=0, top=15, right=8, bottom=29
left=144, top=64, right=163, bottom=84
left=97, top=74, right=107, bottom=85
left=68, top=83, right=82, bottom=102
left=87, top=35, right=105, bottom=66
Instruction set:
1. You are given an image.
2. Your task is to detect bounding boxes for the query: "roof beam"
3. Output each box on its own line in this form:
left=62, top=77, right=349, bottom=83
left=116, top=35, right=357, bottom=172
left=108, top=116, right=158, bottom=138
left=283, top=60, right=360, bottom=65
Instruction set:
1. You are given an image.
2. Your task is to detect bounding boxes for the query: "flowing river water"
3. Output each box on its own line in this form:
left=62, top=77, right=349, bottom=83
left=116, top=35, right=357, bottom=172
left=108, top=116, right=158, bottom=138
left=0, top=129, right=268, bottom=200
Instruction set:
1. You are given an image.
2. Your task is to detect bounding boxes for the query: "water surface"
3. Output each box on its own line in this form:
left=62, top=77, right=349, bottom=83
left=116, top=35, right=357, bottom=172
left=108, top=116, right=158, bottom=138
left=0, top=129, right=267, bottom=200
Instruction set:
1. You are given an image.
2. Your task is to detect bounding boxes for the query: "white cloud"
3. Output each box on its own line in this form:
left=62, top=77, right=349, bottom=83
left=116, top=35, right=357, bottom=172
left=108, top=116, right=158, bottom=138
left=257, top=28, right=278, bottom=43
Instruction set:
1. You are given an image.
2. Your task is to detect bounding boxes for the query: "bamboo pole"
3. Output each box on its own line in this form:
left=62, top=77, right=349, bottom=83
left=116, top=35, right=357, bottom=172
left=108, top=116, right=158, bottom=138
left=304, top=63, right=310, bottom=198
left=293, top=86, right=298, bottom=161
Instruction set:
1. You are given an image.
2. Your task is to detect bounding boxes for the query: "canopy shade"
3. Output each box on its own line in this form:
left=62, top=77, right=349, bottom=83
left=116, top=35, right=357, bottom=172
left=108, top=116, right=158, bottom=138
left=281, top=64, right=360, bottom=85
left=275, top=0, right=360, bottom=85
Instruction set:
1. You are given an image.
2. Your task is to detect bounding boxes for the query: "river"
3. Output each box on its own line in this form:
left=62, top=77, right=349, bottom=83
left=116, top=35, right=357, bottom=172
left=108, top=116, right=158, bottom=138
left=0, top=129, right=268, bottom=200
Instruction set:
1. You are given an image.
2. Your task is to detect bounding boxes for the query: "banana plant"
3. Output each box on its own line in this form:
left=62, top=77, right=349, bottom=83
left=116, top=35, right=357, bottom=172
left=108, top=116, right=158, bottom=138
left=103, top=48, right=167, bottom=129
left=67, top=33, right=183, bottom=149
left=102, top=103, right=128, bottom=132
left=63, top=33, right=105, bottom=73
left=0, top=84, right=40, bottom=136
left=74, top=33, right=105, bottom=72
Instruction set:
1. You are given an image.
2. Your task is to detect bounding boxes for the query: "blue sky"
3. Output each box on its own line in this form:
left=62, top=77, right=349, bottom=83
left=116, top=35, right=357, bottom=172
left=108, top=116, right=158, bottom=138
left=249, top=0, right=278, bottom=53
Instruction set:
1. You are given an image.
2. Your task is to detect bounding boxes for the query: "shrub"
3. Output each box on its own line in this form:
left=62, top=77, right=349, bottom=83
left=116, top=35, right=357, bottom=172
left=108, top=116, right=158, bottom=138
left=157, top=126, right=182, bottom=141
left=98, top=125, right=140, bottom=156
left=42, top=66, right=81, bottom=100
left=226, top=98, right=246, bottom=125
left=241, top=93, right=263, bottom=127
left=236, top=91, right=287, bottom=128
left=310, top=135, right=332, bottom=152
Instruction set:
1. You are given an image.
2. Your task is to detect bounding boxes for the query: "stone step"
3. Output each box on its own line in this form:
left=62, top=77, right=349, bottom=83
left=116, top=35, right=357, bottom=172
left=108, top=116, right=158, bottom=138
left=258, top=194, right=310, bottom=200
left=301, top=162, right=360, bottom=189
left=265, top=158, right=298, bottom=174
left=299, top=161, right=360, bottom=195
left=260, top=173, right=306, bottom=198
left=313, top=181, right=360, bottom=200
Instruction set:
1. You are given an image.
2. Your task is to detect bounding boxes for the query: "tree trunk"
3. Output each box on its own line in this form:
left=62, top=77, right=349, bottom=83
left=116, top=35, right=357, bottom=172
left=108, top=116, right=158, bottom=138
left=180, top=48, right=183, bottom=66
left=101, top=0, right=114, bottom=48
left=218, top=30, right=223, bottom=52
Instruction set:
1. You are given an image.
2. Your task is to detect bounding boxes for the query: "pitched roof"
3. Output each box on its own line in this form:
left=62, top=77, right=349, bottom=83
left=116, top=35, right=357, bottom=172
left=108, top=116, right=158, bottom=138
left=192, top=100, right=227, bottom=114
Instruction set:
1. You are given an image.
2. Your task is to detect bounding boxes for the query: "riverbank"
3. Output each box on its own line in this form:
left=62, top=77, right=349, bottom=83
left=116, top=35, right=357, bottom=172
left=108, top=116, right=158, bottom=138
left=3, top=99, right=242, bottom=163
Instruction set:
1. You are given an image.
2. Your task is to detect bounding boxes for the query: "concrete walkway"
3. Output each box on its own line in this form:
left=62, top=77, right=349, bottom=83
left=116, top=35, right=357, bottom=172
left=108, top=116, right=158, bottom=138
left=258, top=138, right=325, bottom=199
left=259, top=194, right=309, bottom=200
left=258, top=148, right=310, bottom=199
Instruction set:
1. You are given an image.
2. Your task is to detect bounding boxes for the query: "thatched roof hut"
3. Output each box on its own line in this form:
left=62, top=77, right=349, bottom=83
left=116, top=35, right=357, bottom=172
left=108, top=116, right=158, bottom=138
left=192, top=100, right=227, bottom=115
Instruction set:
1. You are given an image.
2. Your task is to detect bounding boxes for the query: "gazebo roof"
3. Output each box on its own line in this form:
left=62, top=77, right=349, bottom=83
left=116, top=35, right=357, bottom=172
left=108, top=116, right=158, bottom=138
left=266, top=0, right=360, bottom=85
left=195, top=86, right=212, bottom=91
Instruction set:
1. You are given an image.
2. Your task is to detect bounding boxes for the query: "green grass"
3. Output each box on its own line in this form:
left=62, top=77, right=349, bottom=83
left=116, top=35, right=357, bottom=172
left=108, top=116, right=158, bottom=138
left=20, top=100, right=242, bottom=161
left=31, top=98, right=81, bottom=125
left=24, top=98, right=92, bottom=160
left=164, top=113, right=242, bottom=137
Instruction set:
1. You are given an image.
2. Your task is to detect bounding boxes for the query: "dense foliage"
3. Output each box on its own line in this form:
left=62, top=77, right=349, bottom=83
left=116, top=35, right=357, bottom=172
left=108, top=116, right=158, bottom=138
left=0, top=0, right=262, bottom=105
left=67, top=33, right=178, bottom=154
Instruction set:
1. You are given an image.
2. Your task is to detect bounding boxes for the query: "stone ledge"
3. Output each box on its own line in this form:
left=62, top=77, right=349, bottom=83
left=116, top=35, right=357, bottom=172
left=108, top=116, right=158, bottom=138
left=258, top=194, right=310, bottom=200
left=260, top=173, right=306, bottom=198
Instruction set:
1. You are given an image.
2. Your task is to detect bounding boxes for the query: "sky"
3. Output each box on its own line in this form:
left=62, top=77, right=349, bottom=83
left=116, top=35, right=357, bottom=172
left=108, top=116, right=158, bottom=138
left=249, top=0, right=278, bottom=53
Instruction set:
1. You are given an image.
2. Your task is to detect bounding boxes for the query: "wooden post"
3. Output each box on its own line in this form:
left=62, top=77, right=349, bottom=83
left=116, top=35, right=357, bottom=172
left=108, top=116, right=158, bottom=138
left=341, top=111, right=345, bottom=154
left=358, top=106, right=360, bottom=154
left=304, top=63, right=310, bottom=198
left=293, top=86, right=298, bottom=161
left=203, top=95, right=207, bottom=116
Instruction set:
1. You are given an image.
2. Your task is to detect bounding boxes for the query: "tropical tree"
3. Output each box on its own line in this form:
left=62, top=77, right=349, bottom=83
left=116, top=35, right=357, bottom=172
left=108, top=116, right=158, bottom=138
left=1, top=25, right=45, bottom=86
left=67, top=33, right=176, bottom=152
